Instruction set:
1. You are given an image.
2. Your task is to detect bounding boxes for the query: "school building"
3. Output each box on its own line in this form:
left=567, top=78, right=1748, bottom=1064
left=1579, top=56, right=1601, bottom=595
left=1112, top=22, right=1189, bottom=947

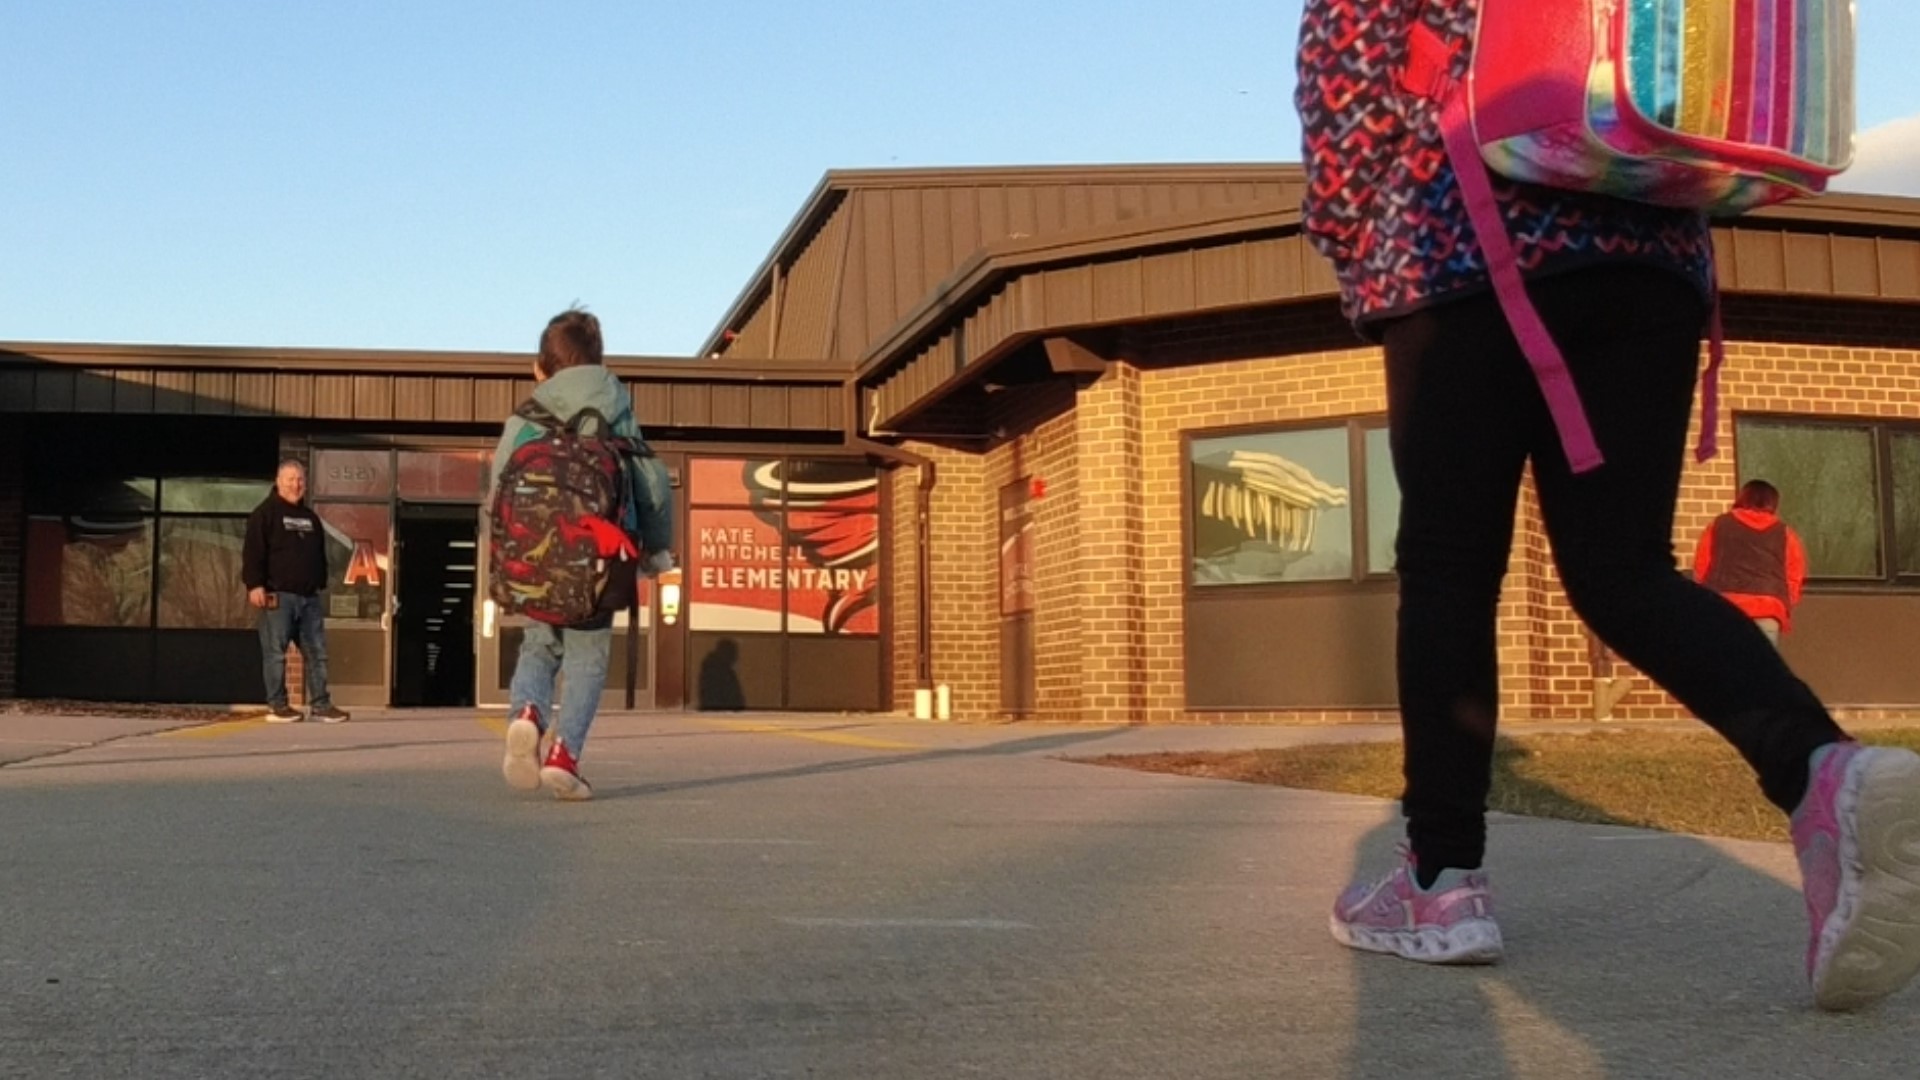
left=4, top=164, right=1920, bottom=723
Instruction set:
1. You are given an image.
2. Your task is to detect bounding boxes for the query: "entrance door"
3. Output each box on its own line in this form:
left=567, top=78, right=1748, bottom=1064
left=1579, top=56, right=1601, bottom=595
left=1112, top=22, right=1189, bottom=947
left=391, top=503, right=479, bottom=707
left=474, top=509, right=653, bottom=712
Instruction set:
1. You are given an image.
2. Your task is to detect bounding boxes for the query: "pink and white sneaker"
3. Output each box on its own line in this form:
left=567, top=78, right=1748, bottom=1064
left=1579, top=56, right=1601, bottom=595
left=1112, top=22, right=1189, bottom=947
left=1791, top=741, right=1920, bottom=1010
left=1330, top=846, right=1503, bottom=964
left=501, top=704, right=544, bottom=791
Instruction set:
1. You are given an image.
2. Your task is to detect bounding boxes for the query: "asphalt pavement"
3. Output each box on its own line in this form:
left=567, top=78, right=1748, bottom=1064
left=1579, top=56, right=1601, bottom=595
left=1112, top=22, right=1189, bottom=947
left=2, top=709, right=1916, bottom=1079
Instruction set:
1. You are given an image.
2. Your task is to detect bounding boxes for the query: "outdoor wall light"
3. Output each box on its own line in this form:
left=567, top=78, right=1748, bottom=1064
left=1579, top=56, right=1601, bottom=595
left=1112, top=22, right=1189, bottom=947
left=659, top=568, right=683, bottom=626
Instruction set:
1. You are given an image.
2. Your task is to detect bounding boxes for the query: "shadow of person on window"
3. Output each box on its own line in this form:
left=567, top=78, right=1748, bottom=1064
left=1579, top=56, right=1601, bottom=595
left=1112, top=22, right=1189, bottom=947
left=698, top=638, right=746, bottom=711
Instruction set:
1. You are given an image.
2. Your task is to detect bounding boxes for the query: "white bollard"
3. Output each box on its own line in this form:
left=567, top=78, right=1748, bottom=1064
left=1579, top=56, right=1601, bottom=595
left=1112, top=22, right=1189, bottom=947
left=935, top=683, right=952, bottom=721
left=913, top=687, right=933, bottom=721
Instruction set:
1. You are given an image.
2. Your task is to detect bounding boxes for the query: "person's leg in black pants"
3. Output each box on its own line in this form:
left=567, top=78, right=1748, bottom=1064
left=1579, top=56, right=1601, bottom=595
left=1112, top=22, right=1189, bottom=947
left=1382, top=289, right=1535, bottom=882
left=1385, top=265, right=1846, bottom=882
left=1524, top=269, right=1845, bottom=816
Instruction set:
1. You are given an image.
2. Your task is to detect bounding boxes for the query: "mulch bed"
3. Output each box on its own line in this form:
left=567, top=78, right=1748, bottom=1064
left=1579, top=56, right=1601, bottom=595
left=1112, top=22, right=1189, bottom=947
left=0, top=699, right=247, bottom=722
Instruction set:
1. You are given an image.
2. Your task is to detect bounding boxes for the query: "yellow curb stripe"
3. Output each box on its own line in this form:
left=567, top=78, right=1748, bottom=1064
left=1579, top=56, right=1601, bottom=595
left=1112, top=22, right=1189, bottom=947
left=710, top=720, right=919, bottom=752
left=156, top=719, right=269, bottom=740
left=476, top=717, right=507, bottom=736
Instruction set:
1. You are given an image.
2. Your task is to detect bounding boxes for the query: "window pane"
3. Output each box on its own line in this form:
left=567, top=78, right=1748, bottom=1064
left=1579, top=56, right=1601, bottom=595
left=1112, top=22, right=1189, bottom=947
left=688, top=458, right=778, bottom=507
left=780, top=460, right=880, bottom=635
left=160, top=477, right=269, bottom=514
left=23, top=516, right=153, bottom=627
left=313, top=502, right=391, bottom=621
left=687, top=506, right=784, bottom=631
left=158, top=517, right=252, bottom=628
left=1364, top=426, right=1400, bottom=576
left=1737, top=422, right=1880, bottom=578
left=398, top=450, right=486, bottom=501
left=1190, top=428, right=1353, bottom=585
left=1893, top=434, right=1920, bottom=577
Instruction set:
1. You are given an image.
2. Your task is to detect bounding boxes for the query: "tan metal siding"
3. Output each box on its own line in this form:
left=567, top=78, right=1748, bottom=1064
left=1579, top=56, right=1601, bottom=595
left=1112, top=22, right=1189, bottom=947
left=35, top=371, right=75, bottom=412
left=74, top=371, right=114, bottom=413
left=1885, top=238, right=1920, bottom=299
left=1784, top=233, right=1834, bottom=293
left=235, top=373, right=275, bottom=416
left=192, top=372, right=234, bottom=415
left=433, top=378, right=472, bottom=423
left=153, top=371, right=194, bottom=414
left=313, top=376, right=352, bottom=418
left=114, top=369, right=154, bottom=413
left=775, top=207, right=849, bottom=360
left=471, top=379, right=512, bottom=423
left=633, top=382, right=674, bottom=426
left=393, top=377, right=433, bottom=421
left=710, top=384, right=752, bottom=428
left=750, top=385, right=788, bottom=428
left=672, top=383, right=711, bottom=427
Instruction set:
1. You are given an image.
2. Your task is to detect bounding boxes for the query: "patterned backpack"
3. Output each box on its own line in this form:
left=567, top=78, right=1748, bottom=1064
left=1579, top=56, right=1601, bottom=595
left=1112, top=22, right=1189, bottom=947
left=1400, top=0, right=1856, bottom=473
left=489, top=401, right=650, bottom=626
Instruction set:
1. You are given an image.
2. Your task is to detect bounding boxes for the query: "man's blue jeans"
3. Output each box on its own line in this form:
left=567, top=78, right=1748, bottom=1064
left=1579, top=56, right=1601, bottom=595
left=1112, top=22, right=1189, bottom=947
left=259, top=592, right=335, bottom=710
left=508, top=622, right=612, bottom=758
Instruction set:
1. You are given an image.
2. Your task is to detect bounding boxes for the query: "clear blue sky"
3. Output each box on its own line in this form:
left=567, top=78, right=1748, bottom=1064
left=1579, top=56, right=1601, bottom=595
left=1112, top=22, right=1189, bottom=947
left=4, top=1, right=1916, bottom=357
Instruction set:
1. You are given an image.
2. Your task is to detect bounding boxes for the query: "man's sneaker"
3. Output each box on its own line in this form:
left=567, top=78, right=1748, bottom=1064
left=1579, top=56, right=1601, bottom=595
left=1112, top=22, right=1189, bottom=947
left=540, top=741, right=593, bottom=802
left=264, top=705, right=302, bottom=723
left=1330, top=846, right=1504, bottom=965
left=502, top=705, right=545, bottom=791
left=1791, top=741, right=1920, bottom=1010
left=309, top=705, right=350, bottom=724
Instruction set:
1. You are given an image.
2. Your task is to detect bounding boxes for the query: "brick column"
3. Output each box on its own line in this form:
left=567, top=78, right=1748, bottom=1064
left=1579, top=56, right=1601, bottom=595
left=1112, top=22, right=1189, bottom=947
left=1074, top=363, right=1150, bottom=723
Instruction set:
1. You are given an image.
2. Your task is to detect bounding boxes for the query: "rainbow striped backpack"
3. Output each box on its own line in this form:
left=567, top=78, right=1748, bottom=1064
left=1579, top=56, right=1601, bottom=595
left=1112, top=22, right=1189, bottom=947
left=1401, top=0, right=1858, bottom=473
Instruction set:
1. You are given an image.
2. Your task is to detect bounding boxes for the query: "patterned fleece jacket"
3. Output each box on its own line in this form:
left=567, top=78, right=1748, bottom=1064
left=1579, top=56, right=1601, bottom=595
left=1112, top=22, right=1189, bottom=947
left=1294, top=0, right=1717, bottom=334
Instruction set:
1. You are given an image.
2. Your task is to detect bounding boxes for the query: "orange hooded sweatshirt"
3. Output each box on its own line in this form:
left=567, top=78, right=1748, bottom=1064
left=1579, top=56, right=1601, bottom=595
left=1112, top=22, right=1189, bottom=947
left=1692, top=507, right=1807, bottom=631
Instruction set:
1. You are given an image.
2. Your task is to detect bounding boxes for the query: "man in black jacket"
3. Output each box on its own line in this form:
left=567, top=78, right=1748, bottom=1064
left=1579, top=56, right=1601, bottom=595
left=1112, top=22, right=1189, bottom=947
left=242, top=460, right=349, bottom=723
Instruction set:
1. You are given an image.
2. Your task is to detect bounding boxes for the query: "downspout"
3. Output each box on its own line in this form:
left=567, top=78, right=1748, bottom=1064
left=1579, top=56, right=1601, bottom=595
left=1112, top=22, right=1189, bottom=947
left=851, top=435, right=935, bottom=694
left=845, top=386, right=935, bottom=696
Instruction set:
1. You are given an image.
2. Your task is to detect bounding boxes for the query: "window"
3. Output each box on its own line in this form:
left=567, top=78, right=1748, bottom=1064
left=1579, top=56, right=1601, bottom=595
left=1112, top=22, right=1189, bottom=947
left=1735, top=418, right=1920, bottom=585
left=686, top=457, right=881, bottom=635
left=1187, top=419, right=1397, bottom=587
left=24, top=472, right=269, bottom=630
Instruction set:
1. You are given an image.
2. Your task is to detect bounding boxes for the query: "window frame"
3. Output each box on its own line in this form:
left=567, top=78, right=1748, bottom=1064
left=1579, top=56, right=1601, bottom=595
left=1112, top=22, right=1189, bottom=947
left=1181, top=416, right=1397, bottom=597
left=1733, top=413, right=1920, bottom=593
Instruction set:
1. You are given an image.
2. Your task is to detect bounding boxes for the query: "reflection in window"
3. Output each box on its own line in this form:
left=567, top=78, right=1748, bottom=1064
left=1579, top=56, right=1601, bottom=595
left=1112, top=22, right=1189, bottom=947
left=23, top=517, right=154, bottom=627
left=1191, top=428, right=1353, bottom=585
left=158, top=518, right=252, bottom=629
left=314, top=502, right=390, bottom=621
left=1737, top=422, right=1881, bottom=579
left=1364, top=426, right=1399, bottom=576
left=160, top=478, right=269, bottom=514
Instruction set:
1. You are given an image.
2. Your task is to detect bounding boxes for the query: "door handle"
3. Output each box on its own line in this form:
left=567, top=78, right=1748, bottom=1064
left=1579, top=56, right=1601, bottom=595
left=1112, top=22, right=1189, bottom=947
left=482, top=599, right=497, bottom=640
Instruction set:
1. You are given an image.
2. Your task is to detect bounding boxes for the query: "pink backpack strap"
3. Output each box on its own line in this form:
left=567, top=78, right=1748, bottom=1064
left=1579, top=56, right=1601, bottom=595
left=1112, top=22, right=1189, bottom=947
left=1436, top=92, right=1606, bottom=473
left=1399, top=20, right=1602, bottom=473
left=1696, top=297, right=1725, bottom=463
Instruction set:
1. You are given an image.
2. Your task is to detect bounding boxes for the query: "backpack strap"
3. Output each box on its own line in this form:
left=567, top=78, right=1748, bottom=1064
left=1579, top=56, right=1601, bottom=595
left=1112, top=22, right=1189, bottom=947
left=1402, top=20, right=1722, bottom=475
left=514, top=399, right=563, bottom=431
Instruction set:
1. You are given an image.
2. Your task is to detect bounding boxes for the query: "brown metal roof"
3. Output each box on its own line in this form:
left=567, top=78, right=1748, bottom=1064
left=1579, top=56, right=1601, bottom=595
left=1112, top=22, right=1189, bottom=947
left=852, top=189, right=1920, bottom=434
left=701, top=164, right=1308, bottom=366
left=0, top=342, right=847, bottom=434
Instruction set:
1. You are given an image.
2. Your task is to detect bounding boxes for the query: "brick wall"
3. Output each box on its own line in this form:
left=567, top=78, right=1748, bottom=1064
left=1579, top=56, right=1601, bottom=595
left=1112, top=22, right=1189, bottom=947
left=880, top=330, right=1920, bottom=725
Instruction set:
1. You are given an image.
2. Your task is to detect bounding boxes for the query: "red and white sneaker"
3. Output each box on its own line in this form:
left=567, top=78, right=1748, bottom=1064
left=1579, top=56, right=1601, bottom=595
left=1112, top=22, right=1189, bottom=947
left=540, top=741, right=593, bottom=802
left=501, top=705, right=544, bottom=791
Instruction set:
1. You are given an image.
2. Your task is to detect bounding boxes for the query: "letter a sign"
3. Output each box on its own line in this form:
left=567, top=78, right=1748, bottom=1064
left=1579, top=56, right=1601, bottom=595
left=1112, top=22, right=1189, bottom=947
left=343, top=539, right=382, bottom=587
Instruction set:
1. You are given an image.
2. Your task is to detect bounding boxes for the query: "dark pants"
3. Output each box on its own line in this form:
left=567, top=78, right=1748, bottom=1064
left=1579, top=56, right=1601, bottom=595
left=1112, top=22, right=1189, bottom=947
left=1382, top=265, right=1845, bottom=873
left=259, top=591, right=334, bottom=710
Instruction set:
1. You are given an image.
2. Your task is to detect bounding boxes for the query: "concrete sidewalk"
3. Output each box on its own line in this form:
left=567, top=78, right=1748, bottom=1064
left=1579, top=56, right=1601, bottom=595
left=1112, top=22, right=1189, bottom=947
left=2, top=710, right=1916, bottom=1078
